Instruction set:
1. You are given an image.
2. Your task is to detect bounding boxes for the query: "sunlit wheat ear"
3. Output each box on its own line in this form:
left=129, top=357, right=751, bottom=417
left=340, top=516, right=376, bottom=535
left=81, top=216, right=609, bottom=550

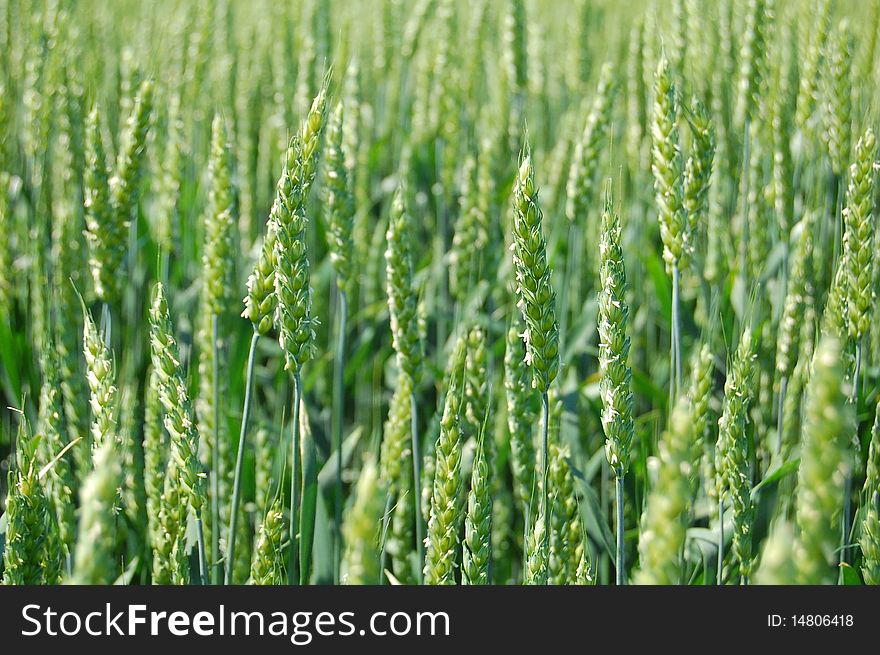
left=149, top=283, right=206, bottom=514
left=510, top=145, right=558, bottom=393
left=716, top=327, right=757, bottom=581
left=598, top=191, right=633, bottom=477
left=423, top=338, right=467, bottom=585
left=651, top=54, right=686, bottom=272
left=82, top=107, right=118, bottom=304
left=82, top=302, right=118, bottom=453
left=504, top=313, right=537, bottom=511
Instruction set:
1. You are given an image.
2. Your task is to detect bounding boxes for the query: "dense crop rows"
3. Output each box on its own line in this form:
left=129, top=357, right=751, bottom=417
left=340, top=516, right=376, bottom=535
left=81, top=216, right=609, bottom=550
left=1, top=0, right=879, bottom=585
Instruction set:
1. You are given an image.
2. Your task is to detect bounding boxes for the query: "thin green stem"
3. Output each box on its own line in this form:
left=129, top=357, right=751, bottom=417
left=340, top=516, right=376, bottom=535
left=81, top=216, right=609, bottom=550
left=195, top=514, right=208, bottom=586
left=615, top=472, right=625, bottom=585
left=332, top=290, right=347, bottom=584
left=211, top=314, right=221, bottom=584
left=410, top=392, right=424, bottom=584
left=378, top=493, right=393, bottom=583
left=288, top=372, right=303, bottom=585
left=540, top=391, right=550, bottom=585
left=224, top=328, right=259, bottom=585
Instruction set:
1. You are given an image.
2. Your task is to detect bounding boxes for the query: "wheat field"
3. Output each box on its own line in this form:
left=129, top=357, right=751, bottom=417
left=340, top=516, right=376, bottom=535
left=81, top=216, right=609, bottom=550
left=0, top=0, right=879, bottom=586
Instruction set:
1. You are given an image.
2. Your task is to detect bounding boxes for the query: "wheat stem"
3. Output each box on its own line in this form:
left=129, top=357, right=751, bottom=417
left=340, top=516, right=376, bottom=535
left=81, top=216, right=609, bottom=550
left=410, top=391, right=423, bottom=583
left=288, top=373, right=303, bottom=585
left=225, top=328, right=259, bottom=585
left=332, top=290, right=347, bottom=584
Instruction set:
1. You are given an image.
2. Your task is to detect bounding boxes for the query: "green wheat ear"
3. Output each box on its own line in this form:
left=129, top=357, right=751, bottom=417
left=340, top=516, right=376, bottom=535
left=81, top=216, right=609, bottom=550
left=598, top=190, right=633, bottom=477
left=324, top=100, right=355, bottom=293
left=510, top=144, right=558, bottom=392
left=251, top=497, right=287, bottom=585
left=860, top=399, right=880, bottom=585
left=385, top=184, right=425, bottom=384
left=651, top=54, right=686, bottom=272
left=843, top=128, right=877, bottom=341
left=149, top=283, right=206, bottom=514
left=717, top=327, right=757, bottom=580
left=796, top=337, right=854, bottom=584
left=202, top=113, right=236, bottom=315
left=634, top=396, right=695, bottom=585
left=70, top=439, right=121, bottom=584
left=424, top=337, right=467, bottom=585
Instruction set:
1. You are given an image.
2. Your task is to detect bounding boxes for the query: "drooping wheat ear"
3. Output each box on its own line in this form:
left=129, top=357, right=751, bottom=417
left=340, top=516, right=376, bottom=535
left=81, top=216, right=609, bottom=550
left=505, top=313, right=538, bottom=511
left=70, top=438, right=120, bottom=584
left=202, top=113, right=236, bottom=315
left=242, top=220, right=278, bottom=335
left=634, top=396, right=696, bottom=585
left=82, top=301, right=118, bottom=453
left=149, top=283, right=206, bottom=514
left=776, top=216, right=814, bottom=380
left=251, top=497, right=287, bottom=585
left=860, top=399, right=880, bottom=584
left=143, top=365, right=167, bottom=553
left=823, top=20, right=854, bottom=177
left=651, top=55, right=686, bottom=271
left=735, top=0, right=769, bottom=129
left=385, top=184, right=425, bottom=384
left=511, top=146, right=559, bottom=392
left=324, top=100, right=354, bottom=292
left=683, top=96, right=715, bottom=250
left=341, top=457, right=384, bottom=584
left=547, top=442, right=584, bottom=585
left=450, top=154, right=489, bottom=303
left=796, top=337, right=853, bottom=584
left=843, top=128, right=877, bottom=342
left=462, top=436, right=492, bottom=585
left=598, top=192, right=633, bottom=477
left=565, top=62, right=615, bottom=225
left=38, top=348, right=76, bottom=563
left=2, top=419, right=55, bottom=585
left=82, top=107, right=120, bottom=304
left=424, top=338, right=467, bottom=585
left=110, top=77, right=154, bottom=251
left=274, top=139, right=318, bottom=374
left=796, top=0, right=832, bottom=132
left=716, top=327, right=756, bottom=581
